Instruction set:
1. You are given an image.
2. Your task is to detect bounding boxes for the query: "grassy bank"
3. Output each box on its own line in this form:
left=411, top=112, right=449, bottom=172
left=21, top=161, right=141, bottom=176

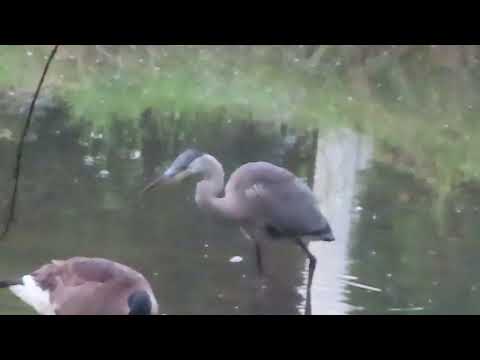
left=0, top=45, right=479, bottom=198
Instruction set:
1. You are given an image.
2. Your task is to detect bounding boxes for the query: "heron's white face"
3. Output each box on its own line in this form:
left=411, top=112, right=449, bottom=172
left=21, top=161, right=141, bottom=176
left=168, top=154, right=221, bottom=183
left=187, top=155, right=208, bottom=176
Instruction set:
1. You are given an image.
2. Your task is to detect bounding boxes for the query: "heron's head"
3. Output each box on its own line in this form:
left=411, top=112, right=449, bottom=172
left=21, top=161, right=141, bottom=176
left=142, top=148, right=206, bottom=192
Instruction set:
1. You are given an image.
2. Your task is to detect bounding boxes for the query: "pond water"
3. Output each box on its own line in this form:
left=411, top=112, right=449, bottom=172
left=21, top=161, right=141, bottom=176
left=0, top=45, right=479, bottom=315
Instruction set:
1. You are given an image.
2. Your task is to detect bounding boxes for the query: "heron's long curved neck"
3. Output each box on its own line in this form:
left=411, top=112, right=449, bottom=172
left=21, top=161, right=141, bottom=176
left=195, top=156, right=236, bottom=220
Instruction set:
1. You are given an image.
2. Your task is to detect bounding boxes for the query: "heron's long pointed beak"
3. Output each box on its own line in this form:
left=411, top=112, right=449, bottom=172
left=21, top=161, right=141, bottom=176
left=142, top=177, right=161, bottom=193
left=141, top=168, right=191, bottom=194
left=141, top=175, right=171, bottom=193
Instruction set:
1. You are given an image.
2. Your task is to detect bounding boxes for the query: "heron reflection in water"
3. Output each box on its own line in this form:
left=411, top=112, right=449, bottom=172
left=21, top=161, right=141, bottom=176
left=143, top=149, right=335, bottom=315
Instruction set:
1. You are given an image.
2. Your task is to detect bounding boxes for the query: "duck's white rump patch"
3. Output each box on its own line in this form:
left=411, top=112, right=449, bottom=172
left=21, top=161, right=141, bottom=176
left=9, top=275, right=56, bottom=315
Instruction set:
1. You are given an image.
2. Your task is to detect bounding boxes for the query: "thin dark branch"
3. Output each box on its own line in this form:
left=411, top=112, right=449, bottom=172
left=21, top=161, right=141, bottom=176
left=0, top=45, right=60, bottom=241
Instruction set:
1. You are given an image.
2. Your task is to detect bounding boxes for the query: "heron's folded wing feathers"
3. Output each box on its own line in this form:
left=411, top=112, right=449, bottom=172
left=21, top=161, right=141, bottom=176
left=244, top=178, right=329, bottom=236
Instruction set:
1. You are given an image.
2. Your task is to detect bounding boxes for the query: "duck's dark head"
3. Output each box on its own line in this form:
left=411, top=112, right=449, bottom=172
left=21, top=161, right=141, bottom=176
left=128, top=290, right=153, bottom=315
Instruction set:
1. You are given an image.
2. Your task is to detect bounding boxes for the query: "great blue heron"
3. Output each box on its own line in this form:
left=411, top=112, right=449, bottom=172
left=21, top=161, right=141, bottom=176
left=143, top=149, right=335, bottom=314
left=0, top=257, right=159, bottom=315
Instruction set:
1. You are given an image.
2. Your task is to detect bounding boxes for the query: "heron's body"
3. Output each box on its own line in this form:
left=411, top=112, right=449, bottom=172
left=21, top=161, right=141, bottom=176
left=0, top=257, right=159, bottom=315
left=144, top=149, right=335, bottom=314
left=197, top=160, right=333, bottom=241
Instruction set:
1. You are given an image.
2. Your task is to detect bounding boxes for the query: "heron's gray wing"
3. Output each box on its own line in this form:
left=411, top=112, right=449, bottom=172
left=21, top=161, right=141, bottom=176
left=227, top=162, right=332, bottom=237
left=244, top=176, right=331, bottom=237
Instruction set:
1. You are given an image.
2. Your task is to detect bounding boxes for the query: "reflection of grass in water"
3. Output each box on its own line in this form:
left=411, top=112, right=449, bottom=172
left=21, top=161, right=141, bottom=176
left=1, top=45, right=480, bottom=197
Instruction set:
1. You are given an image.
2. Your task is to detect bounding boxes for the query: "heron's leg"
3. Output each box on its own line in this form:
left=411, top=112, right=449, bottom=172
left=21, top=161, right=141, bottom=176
left=254, top=240, right=264, bottom=276
left=240, top=227, right=264, bottom=277
left=294, top=238, right=316, bottom=315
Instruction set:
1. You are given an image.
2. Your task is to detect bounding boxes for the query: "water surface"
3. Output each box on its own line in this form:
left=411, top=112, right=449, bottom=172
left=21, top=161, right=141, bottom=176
left=0, top=45, right=479, bottom=315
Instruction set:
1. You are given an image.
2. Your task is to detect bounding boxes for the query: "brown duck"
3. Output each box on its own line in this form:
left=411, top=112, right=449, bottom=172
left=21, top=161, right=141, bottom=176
left=0, top=257, right=159, bottom=315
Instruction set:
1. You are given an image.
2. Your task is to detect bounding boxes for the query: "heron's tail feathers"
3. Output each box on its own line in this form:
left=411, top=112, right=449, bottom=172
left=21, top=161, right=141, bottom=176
left=308, top=223, right=335, bottom=242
